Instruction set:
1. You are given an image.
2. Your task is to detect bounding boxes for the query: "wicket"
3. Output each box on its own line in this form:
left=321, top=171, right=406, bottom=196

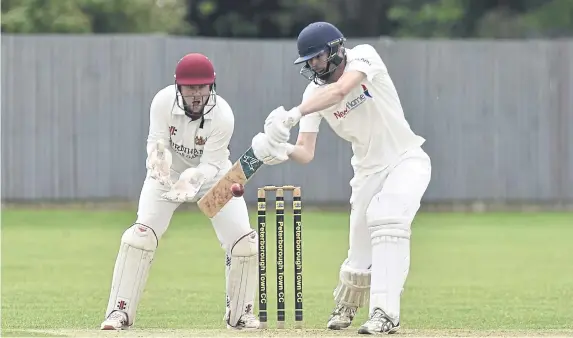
left=257, top=185, right=303, bottom=329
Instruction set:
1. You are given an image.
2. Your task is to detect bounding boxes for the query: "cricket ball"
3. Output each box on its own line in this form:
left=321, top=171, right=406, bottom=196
left=231, top=183, right=244, bottom=197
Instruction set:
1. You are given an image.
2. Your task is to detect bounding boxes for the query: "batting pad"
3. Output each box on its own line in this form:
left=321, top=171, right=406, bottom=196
left=105, top=224, right=158, bottom=326
left=369, top=218, right=411, bottom=321
left=333, top=260, right=371, bottom=308
left=226, top=230, right=258, bottom=327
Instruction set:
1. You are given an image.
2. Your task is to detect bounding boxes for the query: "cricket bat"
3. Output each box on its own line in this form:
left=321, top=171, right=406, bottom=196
left=198, top=147, right=264, bottom=218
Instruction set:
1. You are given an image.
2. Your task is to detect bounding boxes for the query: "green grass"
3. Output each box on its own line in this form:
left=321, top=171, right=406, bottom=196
left=1, top=209, right=572, bottom=337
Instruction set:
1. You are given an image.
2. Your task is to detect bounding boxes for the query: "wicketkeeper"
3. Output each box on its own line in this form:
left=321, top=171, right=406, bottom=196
left=100, top=53, right=260, bottom=331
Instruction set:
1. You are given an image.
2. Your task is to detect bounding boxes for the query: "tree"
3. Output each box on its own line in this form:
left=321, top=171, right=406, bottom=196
left=520, top=0, right=573, bottom=37
left=387, top=0, right=466, bottom=38
left=3, top=0, right=571, bottom=37
left=1, top=0, right=193, bottom=34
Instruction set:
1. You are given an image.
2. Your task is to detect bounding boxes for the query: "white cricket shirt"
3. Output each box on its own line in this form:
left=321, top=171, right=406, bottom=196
left=146, top=85, right=234, bottom=180
left=298, top=44, right=426, bottom=176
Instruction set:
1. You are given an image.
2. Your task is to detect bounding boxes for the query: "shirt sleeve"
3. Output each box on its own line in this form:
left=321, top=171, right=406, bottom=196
left=146, top=88, right=172, bottom=156
left=196, top=109, right=234, bottom=181
left=298, top=85, right=323, bottom=133
left=345, top=44, right=387, bottom=82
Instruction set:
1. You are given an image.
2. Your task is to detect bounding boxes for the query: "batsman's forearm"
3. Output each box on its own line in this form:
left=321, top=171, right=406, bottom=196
left=297, top=84, right=345, bottom=116
left=287, top=144, right=314, bottom=164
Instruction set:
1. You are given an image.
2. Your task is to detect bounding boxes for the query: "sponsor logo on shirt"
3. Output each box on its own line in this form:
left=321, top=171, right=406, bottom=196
left=333, top=84, right=372, bottom=120
left=355, top=57, right=371, bottom=66
left=170, top=139, right=203, bottom=159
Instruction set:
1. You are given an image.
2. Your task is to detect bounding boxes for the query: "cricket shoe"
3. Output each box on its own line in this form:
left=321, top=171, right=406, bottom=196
left=357, top=307, right=400, bottom=335
left=327, top=304, right=357, bottom=330
left=225, top=305, right=260, bottom=330
left=100, top=310, right=128, bottom=330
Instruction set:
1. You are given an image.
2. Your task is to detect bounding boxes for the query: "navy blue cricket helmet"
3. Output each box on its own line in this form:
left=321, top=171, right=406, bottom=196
left=294, top=22, right=346, bottom=84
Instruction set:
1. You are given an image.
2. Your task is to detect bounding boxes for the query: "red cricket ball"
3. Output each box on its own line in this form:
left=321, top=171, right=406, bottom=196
left=231, top=183, right=244, bottom=197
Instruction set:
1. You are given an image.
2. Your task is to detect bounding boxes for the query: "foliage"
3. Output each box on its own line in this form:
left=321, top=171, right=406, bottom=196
left=1, top=0, right=193, bottom=34
left=2, top=0, right=572, bottom=38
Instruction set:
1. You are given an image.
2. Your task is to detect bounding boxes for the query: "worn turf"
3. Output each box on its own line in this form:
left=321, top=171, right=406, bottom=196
left=2, top=209, right=572, bottom=337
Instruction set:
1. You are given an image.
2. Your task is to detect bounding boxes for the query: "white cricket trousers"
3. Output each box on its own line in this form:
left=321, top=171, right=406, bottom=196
left=345, top=146, right=432, bottom=270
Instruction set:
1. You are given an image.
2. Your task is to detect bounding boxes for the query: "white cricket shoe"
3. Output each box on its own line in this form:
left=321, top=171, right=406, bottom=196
left=100, top=310, right=128, bottom=330
left=357, top=307, right=400, bottom=334
left=327, top=304, right=357, bottom=330
left=225, top=305, right=260, bottom=330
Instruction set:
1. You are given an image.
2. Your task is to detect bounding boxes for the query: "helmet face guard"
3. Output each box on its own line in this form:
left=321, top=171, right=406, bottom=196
left=296, top=38, right=345, bottom=85
left=175, top=84, right=216, bottom=120
left=174, top=53, right=217, bottom=120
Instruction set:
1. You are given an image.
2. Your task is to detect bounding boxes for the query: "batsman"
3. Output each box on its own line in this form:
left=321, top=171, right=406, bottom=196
left=100, top=53, right=260, bottom=331
left=251, top=22, right=432, bottom=334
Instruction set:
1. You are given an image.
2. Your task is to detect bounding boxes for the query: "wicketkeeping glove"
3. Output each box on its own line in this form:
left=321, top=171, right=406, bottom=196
left=161, top=168, right=206, bottom=203
left=146, top=140, right=173, bottom=187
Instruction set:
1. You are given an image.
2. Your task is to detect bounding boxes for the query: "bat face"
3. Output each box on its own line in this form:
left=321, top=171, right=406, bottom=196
left=197, top=147, right=263, bottom=217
